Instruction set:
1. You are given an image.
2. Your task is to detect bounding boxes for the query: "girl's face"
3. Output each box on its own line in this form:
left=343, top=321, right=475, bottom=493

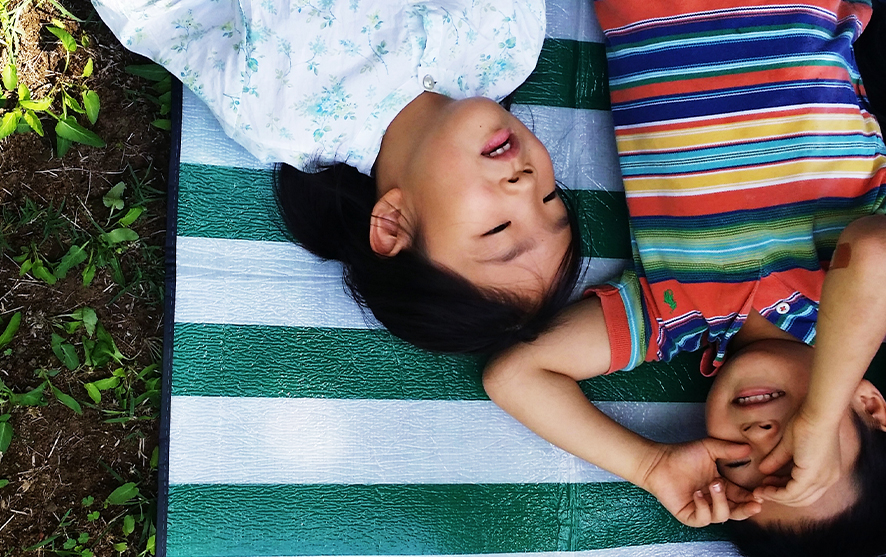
left=393, top=96, right=572, bottom=303
left=705, top=339, right=863, bottom=525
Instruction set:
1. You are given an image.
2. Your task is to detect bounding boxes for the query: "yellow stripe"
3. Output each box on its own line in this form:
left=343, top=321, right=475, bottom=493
left=624, top=157, right=886, bottom=197
left=616, top=113, right=875, bottom=153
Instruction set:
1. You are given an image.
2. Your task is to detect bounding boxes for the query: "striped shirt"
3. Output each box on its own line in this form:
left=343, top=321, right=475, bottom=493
left=592, top=0, right=886, bottom=375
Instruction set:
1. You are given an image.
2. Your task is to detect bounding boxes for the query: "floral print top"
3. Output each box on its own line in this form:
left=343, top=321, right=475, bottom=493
left=92, top=0, right=547, bottom=175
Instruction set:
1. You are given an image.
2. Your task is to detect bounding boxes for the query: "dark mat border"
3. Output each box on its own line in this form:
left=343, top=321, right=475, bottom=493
left=157, top=77, right=182, bottom=557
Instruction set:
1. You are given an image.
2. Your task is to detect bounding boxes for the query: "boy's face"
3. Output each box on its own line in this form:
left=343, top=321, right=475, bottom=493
left=705, top=339, right=862, bottom=525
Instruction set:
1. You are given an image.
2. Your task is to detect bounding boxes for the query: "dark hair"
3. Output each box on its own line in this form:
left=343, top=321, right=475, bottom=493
left=273, top=161, right=584, bottom=354
left=727, top=412, right=886, bottom=557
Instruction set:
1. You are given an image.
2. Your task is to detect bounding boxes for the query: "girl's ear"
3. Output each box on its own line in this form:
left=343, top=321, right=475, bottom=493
left=369, top=188, right=413, bottom=257
left=854, top=379, right=886, bottom=431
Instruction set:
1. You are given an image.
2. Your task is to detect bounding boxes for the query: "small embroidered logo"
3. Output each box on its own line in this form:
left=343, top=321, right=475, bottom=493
left=664, top=289, right=677, bottom=313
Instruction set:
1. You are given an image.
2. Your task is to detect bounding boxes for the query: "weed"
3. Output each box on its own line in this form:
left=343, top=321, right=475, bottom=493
left=0, top=0, right=104, bottom=156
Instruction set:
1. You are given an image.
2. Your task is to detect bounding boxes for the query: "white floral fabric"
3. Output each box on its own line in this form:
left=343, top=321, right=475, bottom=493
left=92, top=0, right=546, bottom=175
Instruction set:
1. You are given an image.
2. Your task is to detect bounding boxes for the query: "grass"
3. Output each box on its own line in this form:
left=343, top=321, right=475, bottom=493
left=1, top=0, right=166, bottom=554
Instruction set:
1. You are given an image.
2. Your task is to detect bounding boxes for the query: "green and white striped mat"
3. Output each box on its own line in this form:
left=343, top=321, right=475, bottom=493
left=159, top=1, right=886, bottom=555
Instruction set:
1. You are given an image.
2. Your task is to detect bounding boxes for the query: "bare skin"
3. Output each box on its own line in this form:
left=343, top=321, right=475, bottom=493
left=483, top=214, right=886, bottom=527
left=372, top=92, right=572, bottom=303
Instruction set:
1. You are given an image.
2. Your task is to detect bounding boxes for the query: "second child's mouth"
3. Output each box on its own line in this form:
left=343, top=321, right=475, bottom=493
left=733, top=390, right=786, bottom=406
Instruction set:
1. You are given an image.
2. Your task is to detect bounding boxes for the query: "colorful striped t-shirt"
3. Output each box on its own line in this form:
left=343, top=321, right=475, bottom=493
left=592, top=0, right=886, bottom=375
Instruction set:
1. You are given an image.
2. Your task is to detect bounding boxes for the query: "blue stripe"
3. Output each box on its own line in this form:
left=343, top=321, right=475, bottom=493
left=612, top=80, right=859, bottom=126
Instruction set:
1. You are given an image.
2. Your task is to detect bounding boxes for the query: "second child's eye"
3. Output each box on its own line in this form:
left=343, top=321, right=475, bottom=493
left=724, top=460, right=751, bottom=469
left=543, top=191, right=557, bottom=203
left=483, top=222, right=511, bottom=236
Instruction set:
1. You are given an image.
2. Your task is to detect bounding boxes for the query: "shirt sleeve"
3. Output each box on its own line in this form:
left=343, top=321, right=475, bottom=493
left=584, top=269, right=650, bottom=374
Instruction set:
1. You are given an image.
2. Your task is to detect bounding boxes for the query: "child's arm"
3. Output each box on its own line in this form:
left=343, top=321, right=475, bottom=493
left=757, top=214, right=886, bottom=505
left=484, top=296, right=761, bottom=526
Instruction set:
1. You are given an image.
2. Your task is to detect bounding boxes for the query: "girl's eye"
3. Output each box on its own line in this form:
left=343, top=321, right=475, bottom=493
left=483, top=221, right=511, bottom=236
left=724, top=460, right=751, bottom=469
left=543, top=191, right=557, bottom=203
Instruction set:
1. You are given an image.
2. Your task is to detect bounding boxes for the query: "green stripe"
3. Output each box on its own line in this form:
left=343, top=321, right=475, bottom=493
left=166, top=483, right=725, bottom=556
left=514, top=39, right=610, bottom=110
left=172, top=322, right=713, bottom=402
left=177, top=163, right=632, bottom=259
left=606, top=24, right=828, bottom=56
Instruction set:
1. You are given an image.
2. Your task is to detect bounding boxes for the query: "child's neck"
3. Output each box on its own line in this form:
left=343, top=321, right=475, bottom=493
left=731, top=309, right=802, bottom=352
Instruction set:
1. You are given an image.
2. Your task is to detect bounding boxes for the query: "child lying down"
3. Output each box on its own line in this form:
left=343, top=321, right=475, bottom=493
left=484, top=0, right=886, bottom=553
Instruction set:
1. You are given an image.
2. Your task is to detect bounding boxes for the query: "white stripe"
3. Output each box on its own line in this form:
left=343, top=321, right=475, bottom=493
left=180, top=92, right=624, bottom=193
left=241, top=544, right=741, bottom=557
left=174, top=236, right=627, bottom=328
left=545, top=0, right=606, bottom=43
left=168, top=397, right=706, bottom=485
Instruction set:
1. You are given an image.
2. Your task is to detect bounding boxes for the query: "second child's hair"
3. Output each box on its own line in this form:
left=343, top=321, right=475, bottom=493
left=727, top=412, right=886, bottom=557
left=274, top=161, right=584, bottom=355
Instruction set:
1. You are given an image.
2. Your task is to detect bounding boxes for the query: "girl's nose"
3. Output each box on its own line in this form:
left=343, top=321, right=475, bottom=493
left=502, top=168, right=535, bottom=191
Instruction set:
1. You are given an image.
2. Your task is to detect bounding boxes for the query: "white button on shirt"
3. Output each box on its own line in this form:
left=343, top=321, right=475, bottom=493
left=93, top=0, right=546, bottom=176
left=776, top=302, right=791, bottom=315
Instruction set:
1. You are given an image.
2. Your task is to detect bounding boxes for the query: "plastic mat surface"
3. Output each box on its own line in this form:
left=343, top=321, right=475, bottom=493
left=160, top=1, right=886, bottom=555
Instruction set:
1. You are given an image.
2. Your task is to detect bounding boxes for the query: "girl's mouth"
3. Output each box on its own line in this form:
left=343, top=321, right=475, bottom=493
left=733, top=389, right=786, bottom=406
left=482, top=130, right=519, bottom=160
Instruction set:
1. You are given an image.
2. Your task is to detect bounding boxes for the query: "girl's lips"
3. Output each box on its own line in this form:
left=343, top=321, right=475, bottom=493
left=481, top=129, right=520, bottom=161
left=482, top=128, right=512, bottom=155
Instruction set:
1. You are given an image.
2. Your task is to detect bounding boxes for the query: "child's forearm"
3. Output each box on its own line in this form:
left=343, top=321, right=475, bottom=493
left=803, top=214, right=886, bottom=424
left=484, top=358, right=662, bottom=490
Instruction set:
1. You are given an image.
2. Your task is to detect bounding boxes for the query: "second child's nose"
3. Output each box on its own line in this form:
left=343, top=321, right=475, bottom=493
left=502, top=168, right=535, bottom=191
left=741, top=420, right=779, bottom=441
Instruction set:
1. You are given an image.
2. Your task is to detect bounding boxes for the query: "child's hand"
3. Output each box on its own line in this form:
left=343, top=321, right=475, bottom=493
left=641, top=439, right=763, bottom=527
left=754, top=411, right=842, bottom=506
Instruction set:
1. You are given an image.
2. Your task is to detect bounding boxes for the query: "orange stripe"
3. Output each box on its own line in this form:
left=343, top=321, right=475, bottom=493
left=611, top=65, right=852, bottom=105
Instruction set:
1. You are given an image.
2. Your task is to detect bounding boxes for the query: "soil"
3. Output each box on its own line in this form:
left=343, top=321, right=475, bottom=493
left=0, top=0, right=167, bottom=554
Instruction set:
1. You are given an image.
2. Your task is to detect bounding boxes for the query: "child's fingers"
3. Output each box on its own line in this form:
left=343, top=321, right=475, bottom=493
left=708, top=481, right=731, bottom=524
left=703, top=438, right=751, bottom=461
left=753, top=478, right=829, bottom=507
left=728, top=500, right=763, bottom=521
left=725, top=479, right=763, bottom=504
left=757, top=442, right=792, bottom=475
left=690, top=489, right=712, bottom=527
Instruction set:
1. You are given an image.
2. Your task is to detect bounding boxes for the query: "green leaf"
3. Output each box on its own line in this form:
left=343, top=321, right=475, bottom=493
left=146, top=534, right=155, bottom=555
left=51, top=384, right=82, bottom=414
left=0, top=421, right=12, bottom=452
left=2, top=63, right=16, bottom=91
left=113, top=542, right=128, bottom=552
left=0, top=479, right=9, bottom=489
left=0, top=312, right=22, bottom=348
left=84, top=382, right=100, bottom=404
left=32, top=262, right=58, bottom=285
left=20, top=96, right=53, bottom=111
left=56, top=134, right=72, bottom=158
left=118, top=207, right=143, bottom=227
left=18, top=258, right=33, bottom=276
left=103, top=182, right=126, bottom=210
left=47, top=26, right=77, bottom=52
left=101, top=228, right=138, bottom=245
left=54, top=244, right=88, bottom=278
left=0, top=111, right=21, bottom=140
left=150, top=446, right=159, bottom=469
left=151, top=118, right=171, bottom=130
left=82, top=495, right=94, bottom=507
left=10, top=382, right=47, bottom=407
left=71, top=307, right=97, bottom=337
left=82, top=89, right=100, bottom=124
left=63, top=90, right=85, bottom=114
left=15, top=118, right=31, bottom=134
left=124, top=64, right=168, bottom=81
left=55, top=117, right=105, bottom=147
left=92, top=376, right=119, bottom=390
left=122, top=514, right=135, bottom=535
left=81, top=58, right=94, bottom=78
left=17, top=83, right=29, bottom=101
left=51, top=334, right=79, bottom=369
left=22, top=110, right=44, bottom=137
left=106, top=482, right=139, bottom=505
left=82, top=263, right=96, bottom=286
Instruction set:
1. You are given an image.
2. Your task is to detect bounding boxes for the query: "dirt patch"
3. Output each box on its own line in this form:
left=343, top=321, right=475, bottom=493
left=1, top=0, right=167, bottom=553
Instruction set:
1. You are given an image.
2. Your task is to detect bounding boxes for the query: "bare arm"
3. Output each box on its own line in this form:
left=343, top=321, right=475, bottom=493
left=757, top=214, right=886, bottom=503
left=484, top=297, right=759, bottom=525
